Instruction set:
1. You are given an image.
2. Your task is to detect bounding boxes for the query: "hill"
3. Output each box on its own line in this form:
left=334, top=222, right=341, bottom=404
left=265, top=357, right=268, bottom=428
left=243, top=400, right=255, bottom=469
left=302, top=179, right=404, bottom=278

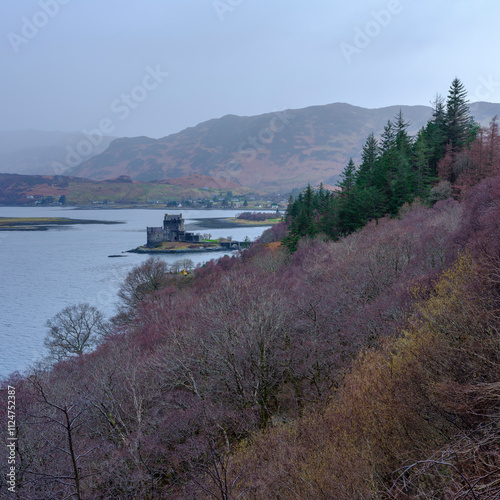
left=70, top=101, right=500, bottom=193
left=0, top=173, right=255, bottom=206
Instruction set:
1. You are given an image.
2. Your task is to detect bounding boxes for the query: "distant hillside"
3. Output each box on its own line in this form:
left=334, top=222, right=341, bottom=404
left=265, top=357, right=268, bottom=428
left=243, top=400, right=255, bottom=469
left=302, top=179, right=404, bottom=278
left=0, top=173, right=255, bottom=206
left=0, top=130, right=115, bottom=176
left=70, top=102, right=500, bottom=193
left=469, top=101, right=500, bottom=126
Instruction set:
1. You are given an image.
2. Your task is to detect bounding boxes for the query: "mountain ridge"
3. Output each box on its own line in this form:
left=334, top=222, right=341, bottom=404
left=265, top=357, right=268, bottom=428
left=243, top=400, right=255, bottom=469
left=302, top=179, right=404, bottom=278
left=70, top=101, right=500, bottom=192
left=3, top=101, right=500, bottom=193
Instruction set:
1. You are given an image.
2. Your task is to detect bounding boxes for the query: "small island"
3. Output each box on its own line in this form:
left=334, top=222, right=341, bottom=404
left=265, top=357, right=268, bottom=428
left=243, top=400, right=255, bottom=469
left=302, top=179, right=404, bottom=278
left=0, top=217, right=122, bottom=231
left=129, top=213, right=250, bottom=254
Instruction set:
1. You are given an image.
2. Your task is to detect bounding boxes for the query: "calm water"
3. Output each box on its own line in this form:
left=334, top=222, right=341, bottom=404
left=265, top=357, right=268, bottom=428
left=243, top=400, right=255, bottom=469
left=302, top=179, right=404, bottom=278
left=0, top=207, right=268, bottom=377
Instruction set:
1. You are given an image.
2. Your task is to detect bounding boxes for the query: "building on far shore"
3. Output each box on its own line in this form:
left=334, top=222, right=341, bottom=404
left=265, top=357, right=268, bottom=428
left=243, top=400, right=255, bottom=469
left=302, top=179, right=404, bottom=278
left=146, top=213, right=201, bottom=247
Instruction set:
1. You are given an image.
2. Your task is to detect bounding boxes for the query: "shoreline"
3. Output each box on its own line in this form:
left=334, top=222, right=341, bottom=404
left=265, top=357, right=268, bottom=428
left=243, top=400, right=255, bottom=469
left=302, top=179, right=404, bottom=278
left=0, top=217, right=123, bottom=231
left=189, top=217, right=278, bottom=230
left=127, top=245, right=241, bottom=254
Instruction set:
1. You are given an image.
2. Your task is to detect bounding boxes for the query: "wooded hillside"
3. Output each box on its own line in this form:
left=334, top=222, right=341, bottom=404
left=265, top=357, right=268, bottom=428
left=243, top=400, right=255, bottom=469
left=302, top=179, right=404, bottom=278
left=2, top=80, right=499, bottom=499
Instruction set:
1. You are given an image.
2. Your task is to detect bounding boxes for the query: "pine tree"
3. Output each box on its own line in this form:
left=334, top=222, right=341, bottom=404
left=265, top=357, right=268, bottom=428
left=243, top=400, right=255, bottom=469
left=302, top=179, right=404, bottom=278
left=283, top=81, right=484, bottom=252
left=337, top=159, right=361, bottom=233
left=446, top=78, right=476, bottom=152
left=380, top=120, right=395, bottom=155
left=377, top=118, right=400, bottom=214
left=357, top=133, right=379, bottom=189
left=394, top=110, right=412, bottom=155
left=318, top=192, right=339, bottom=239
left=356, top=133, right=386, bottom=220
left=283, top=184, right=318, bottom=251
left=412, top=129, right=435, bottom=198
left=389, top=110, right=414, bottom=212
left=426, top=94, right=448, bottom=173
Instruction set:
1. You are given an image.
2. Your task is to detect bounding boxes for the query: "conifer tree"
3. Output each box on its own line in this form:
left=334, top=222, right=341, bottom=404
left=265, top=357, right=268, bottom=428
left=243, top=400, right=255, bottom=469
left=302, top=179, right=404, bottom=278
left=380, top=119, right=395, bottom=155
left=283, top=184, right=318, bottom=251
left=337, top=159, right=362, bottom=233
left=425, top=94, right=448, bottom=173
left=394, top=110, right=412, bottom=155
left=283, top=80, right=482, bottom=252
left=357, top=133, right=378, bottom=189
left=389, top=110, right=414, bottom=212
left=445, top=78, right=476, bottom=153
left=412, top=129, right=435, bottom=198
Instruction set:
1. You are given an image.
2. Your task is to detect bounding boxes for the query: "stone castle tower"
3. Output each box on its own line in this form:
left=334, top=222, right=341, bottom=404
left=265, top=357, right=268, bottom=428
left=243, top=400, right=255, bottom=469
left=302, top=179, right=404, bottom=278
left=146, top=213, right=201, bottom=247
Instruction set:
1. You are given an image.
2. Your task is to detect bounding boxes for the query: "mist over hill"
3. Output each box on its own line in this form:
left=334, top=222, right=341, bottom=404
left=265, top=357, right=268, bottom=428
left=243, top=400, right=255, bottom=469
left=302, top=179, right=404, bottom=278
left=0, top=130, right=115, bottom=176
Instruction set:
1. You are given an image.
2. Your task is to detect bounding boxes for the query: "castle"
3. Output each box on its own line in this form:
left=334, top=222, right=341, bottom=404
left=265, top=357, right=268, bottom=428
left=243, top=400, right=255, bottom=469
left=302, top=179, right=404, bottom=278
left=146, top=213, right=202, bottom=247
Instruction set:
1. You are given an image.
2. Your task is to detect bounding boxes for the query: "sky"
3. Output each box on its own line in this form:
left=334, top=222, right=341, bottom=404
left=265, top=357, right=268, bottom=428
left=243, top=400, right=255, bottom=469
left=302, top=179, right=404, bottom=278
left=2, top=0, right=500, bottom=139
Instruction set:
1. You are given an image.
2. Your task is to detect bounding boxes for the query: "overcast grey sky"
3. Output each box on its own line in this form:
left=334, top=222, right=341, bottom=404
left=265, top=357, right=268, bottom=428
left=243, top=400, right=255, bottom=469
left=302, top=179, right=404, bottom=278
left=2, top=0, right=500, bottom=139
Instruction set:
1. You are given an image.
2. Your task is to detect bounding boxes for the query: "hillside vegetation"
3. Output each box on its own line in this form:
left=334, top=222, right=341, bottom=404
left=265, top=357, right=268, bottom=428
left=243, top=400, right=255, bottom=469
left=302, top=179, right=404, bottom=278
left=1, top=80, right=500, bottom=498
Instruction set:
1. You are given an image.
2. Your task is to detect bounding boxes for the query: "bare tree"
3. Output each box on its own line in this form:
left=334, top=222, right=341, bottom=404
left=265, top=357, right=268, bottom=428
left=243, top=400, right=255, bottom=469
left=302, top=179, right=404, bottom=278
left=171, top=258, right=194, bottom=273
left=180, top=258, right=195, bottom=271
left=15, top=371, right=99, bottom=499
left=117, top=257, right=170, bottom=314
left=44, top=303, right=109, bottom=361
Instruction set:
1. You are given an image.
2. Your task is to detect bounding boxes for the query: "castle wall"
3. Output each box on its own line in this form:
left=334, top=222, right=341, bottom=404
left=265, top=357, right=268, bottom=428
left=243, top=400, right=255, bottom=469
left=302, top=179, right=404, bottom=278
left=185, top=233, right=201, bottom=242
left=146, top=214, right=201, bottom=246
left=147, top=227, right=167, bottom=247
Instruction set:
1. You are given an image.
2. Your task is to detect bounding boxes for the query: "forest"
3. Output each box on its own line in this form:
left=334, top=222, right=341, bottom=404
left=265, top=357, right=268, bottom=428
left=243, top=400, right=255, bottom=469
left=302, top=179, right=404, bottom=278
left=1, top=79, right=500, bottom=498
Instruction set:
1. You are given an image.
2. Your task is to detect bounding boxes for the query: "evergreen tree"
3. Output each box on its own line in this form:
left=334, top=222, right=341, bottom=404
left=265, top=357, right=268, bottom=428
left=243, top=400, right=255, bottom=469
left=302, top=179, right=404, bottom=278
left=380, top=120, right=395, bottom=155
left=377, top=118, right=401, bottom=213
left=337, top=159, right=363, bottom=233
left=412, top=129, right=436, bottom=198
left=445, top=78, right=476, bottom=153
left=357, top=133, right=379, bottom=189
left=318, top=191, right=339, bottom=239
left=389, top=110, right=414, bottom=212
left=394, top=110, right=412, bottom=154
left=283, top=80, right=484, bottom=252
left=425, top=94, right=448, bottom=173
left=283, top=184, right=318, bottom=251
